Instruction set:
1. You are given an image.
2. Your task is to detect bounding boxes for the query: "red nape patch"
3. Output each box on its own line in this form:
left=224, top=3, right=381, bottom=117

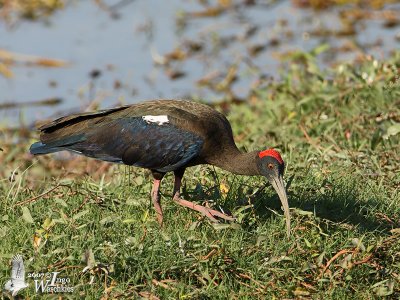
left=258, top=149, right=284, bottom=164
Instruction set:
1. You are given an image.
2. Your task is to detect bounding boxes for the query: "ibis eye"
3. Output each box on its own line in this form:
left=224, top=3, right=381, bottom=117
left=267, top=163, right=274, bottom=169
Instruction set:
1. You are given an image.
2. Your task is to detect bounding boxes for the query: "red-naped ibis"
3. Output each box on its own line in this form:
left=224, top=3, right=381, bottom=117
left=30, top=100, right=290, bottom=235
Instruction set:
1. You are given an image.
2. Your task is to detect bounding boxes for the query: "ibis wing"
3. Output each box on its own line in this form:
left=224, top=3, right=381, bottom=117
left=39, top=117, right=204, bottom=173
left=38, top=106, right=130, bottom=132
left=116, top=117, right=204, bottom=172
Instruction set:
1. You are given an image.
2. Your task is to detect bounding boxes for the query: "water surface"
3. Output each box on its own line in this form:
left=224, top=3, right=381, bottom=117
left=0, top=0, right=398, bottom=126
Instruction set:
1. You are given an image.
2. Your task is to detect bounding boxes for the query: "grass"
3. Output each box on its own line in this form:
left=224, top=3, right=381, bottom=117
left=0, top=50, right=399, bottom=299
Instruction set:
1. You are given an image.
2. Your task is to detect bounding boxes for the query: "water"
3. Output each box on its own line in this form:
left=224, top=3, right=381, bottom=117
left=0, top=0, right=398, bottom=126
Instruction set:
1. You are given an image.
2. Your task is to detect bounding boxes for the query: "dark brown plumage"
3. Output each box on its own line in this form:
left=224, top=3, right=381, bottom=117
left=30, top=99, right=290, bottom=235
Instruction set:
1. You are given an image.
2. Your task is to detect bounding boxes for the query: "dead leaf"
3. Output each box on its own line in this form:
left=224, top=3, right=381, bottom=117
left=165, top=48, right=187, bottom=61
left=33, top=232, right=42, bottom=251
left=0, top=62, right=13, bottom=78
left=220, top=182, right=229, bottom=196
left=187, top=6, right=225, bottom=18
left=166, top=69, right=186, bottom=80
left=138, top=291, right=160, bottom=300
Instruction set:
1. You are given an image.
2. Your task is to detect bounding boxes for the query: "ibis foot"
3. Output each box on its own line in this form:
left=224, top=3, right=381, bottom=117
left=172, top=168, right=235, bottom=223
left=173, top=192, right=236, bottom=223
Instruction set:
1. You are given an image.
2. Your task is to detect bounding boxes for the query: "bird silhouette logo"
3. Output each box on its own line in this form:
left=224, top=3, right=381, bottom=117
left=3, top=254, right=28, bottom=296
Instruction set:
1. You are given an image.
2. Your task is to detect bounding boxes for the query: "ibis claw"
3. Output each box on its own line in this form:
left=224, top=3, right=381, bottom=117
left=173, top=193, right=236, bottom=223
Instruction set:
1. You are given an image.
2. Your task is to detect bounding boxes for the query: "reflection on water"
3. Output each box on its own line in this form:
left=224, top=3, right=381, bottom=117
left=0, top=0, right=398, bottom=126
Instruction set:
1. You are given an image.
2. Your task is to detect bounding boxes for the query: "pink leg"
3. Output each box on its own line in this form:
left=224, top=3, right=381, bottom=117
left=151, top=179, right=163, bottom=225
left=172, top=170, right=235, bottom=223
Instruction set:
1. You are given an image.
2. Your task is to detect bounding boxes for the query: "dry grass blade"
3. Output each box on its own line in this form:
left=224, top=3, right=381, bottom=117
left=0, top=97, right=62, bottom=109
left=0, top=49, right=68, bottom=67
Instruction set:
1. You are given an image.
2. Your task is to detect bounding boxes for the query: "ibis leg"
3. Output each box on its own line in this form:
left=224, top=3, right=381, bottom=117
left=172, top=169, right=235, bottom=222
left=151, top=179, right=163, bottom=225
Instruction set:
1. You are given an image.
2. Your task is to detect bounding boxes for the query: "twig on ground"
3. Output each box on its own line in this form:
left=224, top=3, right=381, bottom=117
left=13, top=184, right=61, bottom=207
left=319, top=249, right=353, bottom=278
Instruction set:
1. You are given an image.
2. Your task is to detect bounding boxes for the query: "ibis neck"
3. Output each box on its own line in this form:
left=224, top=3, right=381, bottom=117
left=209, top=149, right=260, bottom=176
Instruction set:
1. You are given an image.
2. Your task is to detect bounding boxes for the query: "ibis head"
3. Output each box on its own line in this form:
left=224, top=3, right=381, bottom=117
left=256, top=149, right=290, bottom=237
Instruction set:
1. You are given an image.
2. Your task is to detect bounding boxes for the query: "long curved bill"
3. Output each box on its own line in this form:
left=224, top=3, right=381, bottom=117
left=271, top=175, right=291, bottom=237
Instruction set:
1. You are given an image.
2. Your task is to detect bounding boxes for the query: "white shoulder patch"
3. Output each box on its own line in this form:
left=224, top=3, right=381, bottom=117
left=142, top=115, right=169, bottom=125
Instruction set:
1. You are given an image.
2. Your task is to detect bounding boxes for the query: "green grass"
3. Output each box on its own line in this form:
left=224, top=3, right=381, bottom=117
left=0, top=50, right=399, bottom=299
